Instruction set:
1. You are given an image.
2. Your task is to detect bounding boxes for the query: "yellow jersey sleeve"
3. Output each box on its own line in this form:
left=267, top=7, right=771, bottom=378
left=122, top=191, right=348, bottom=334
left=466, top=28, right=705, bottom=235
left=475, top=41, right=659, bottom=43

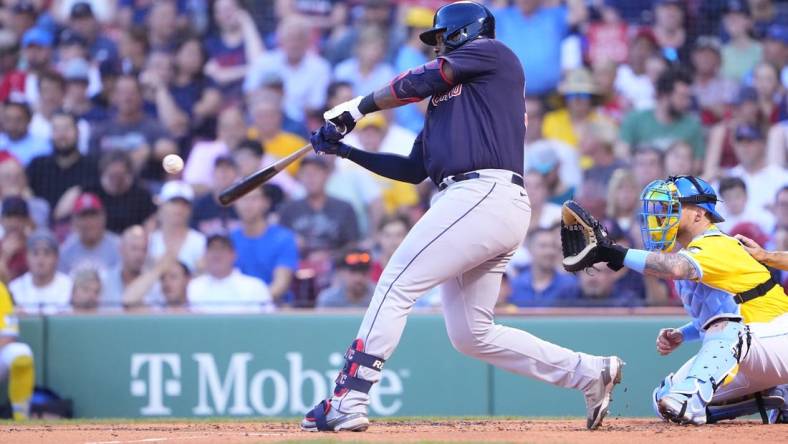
left=0, top=281, right=19, bottom=337
left=679, top=229, right=788, bottom=323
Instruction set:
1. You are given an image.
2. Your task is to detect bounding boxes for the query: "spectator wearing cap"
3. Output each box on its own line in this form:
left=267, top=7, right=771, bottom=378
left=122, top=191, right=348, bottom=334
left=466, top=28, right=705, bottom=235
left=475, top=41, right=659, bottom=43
left=0, top=27, right=54, bottom=105
left=8, top=1, right=38, bottom=40
left=316, top=248, right=375, bottom=309
left=729, top=123, right=788, bottom=217
left=717, top=176, right=773, bottom=234
left=0, top=156, right=49, bottom=229
left=543, top=69, right=614, bottom=163
left=618, top=69, right=704, bottom=164
left=87, top=75, right=177, bottom=182
left=187, top=234, right=273, bottom=313
left=9, top=230, right=73, bottom=314
left=651, top=0, right=693, bottom=64
left=191, top=155, right=240, bottom=234
left=184, top=107, right=248, bottom=193
left=334, top=26, right=395, bottom=98
left=509, top=227, right=579, bottom=308
left=57, top=29, right=90, bottom=67
left=230, top=185, right=298, bottom=303
left=562, top=260, right=645, bottom=308
left=244, top=16, right=331, bottom=124
left=61, top=58, right=106, bottom=123
left=526, top=142, right=574, bottom=205
left=0, top=101, right=50, bottom=165
left=59, top=192, right=120, bottom=273
left=704, top=87, right=768, bottom=180
left=494, top=0, right=588, bottom=95
left=148, top=181, right=206, bottom=272
left=691, top=36, right=739, bottom=122
left=27, top=111, right=99, bottom=212
left=82, top=150, right=157, bottom=233
left=280, top=156, right=360, bottom=255
left=614, top=29, right=660, bottom=111
left=393, top=7, right=434, bottom=134
left=203, top=0, right=265, bottom=103
left=722, top=0, right=763, bottom=82
left=0, top=196, right=32, bottom=283
left=66, top=1, right=118, bottom=64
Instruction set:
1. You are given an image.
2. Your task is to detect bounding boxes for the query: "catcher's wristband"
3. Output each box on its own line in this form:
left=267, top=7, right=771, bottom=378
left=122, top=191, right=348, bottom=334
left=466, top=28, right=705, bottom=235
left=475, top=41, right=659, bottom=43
left=623, top=249, right=648, bottom=273
left=678, top=322, right=701, bottom=342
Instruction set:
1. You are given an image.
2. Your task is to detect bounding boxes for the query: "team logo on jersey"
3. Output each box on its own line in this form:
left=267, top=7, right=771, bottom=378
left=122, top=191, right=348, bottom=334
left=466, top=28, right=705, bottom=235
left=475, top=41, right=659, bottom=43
left=431, top=84, right=462, bottom=106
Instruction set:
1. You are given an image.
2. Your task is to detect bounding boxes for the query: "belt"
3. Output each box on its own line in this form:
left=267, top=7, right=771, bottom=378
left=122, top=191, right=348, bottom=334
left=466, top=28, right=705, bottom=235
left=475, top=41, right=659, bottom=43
left=438, top=172, right=524, bottom=191
left=734, top=276, right=779, bottom=304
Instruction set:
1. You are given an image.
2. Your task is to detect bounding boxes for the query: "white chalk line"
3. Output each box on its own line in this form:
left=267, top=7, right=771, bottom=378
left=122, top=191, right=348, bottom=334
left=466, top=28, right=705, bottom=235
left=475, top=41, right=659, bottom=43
left=85, top=433, right=284, bottom=444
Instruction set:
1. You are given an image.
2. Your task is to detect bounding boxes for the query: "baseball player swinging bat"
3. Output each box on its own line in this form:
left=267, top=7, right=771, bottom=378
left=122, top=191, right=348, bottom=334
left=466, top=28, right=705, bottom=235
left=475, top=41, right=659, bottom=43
left=217, top=143, right=312, bottom=206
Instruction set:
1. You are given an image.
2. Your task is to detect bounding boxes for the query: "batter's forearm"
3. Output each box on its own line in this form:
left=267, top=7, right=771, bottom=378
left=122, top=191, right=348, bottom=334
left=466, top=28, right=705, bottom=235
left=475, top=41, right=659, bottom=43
left=347, top=148, right=428, bottom=184
left=643, top=252, right=699, bottom=280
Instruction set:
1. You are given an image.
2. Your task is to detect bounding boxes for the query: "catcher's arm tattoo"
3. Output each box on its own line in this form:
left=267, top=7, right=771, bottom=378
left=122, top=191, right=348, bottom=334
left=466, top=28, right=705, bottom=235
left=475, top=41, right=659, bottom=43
left=643, top=253, right=699, bottom=280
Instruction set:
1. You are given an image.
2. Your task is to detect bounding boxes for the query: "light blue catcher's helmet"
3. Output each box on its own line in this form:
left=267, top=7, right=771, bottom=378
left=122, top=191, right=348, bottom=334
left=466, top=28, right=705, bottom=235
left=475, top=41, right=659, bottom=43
left=639, top=176, right=724, bottom=252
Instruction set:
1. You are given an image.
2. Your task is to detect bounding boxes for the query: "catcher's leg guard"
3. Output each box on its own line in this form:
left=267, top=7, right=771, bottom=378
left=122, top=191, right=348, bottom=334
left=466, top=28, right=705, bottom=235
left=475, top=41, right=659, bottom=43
left=652, top=373, right=675, bottom=420
left=767, top=385, right=788, bottom=424
left=1, top=343, right=34, bottom=420
left=302, top=339, right=385, bottom=432
left=706, top=388, right=786, bottom=424
left=660, top=321, right=748, bottom=424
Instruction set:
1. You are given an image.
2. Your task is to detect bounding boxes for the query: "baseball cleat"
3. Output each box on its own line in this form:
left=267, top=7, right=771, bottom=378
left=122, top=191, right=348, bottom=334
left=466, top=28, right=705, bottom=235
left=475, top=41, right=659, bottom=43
left=301, top=400, right=369, bottom=432
left=658, top=392, right=707, bottom=425
left=584, top=356, right=624, bottom=430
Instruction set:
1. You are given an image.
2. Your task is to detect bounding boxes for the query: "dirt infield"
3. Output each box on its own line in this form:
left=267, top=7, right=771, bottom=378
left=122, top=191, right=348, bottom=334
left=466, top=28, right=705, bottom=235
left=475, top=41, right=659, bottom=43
left=2, top=418, right=786, bottom=444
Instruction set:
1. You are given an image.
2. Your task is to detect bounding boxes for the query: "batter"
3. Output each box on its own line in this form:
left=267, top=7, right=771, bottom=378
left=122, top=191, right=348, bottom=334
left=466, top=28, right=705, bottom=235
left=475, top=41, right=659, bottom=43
left=302, top=1, right=622, bottom=432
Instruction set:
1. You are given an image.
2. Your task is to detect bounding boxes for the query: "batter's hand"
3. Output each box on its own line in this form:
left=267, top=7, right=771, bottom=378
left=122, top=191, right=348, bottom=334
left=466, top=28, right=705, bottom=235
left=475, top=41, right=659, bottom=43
left=324, top=96, right=364, bottom=135
left=656, top=328, right=683, bottom=355
left=735, top=234, right=768, bottom=263
left=310, top=124, right=352, bottom=158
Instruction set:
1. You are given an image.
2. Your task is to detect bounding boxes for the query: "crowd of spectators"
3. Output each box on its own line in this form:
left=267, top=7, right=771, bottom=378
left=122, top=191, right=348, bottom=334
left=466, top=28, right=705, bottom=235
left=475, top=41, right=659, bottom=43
left=0, top=0, right=785, bottom=313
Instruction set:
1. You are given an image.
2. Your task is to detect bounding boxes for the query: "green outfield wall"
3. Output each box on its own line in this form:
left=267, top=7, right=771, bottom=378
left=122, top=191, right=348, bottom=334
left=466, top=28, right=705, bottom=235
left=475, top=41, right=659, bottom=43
left=18, top=314, right=696, bottom=418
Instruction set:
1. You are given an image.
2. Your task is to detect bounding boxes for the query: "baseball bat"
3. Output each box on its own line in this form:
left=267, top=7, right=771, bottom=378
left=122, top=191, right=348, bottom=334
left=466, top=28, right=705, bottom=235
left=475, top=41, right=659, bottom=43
left=218, top=143, right=313, bottom=206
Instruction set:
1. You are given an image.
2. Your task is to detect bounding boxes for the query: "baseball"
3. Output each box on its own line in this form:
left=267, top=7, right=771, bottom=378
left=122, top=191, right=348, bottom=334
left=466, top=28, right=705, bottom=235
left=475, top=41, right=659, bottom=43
left=162, top=154, right=184, bottom=174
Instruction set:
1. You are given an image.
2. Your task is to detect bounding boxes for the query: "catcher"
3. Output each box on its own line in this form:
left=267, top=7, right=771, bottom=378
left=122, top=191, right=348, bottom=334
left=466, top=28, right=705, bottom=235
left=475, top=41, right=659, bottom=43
left=561, top=175, right=788, bottom=424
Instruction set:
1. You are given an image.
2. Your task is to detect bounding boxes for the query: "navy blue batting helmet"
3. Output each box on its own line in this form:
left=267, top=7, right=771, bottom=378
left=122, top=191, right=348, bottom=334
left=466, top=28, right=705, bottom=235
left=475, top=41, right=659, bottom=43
left=419, top=1, right=495, bottom=51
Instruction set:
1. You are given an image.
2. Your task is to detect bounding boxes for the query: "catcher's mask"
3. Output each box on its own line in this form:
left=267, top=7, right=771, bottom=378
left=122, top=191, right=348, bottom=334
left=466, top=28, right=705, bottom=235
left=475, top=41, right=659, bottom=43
left=639, top=176, right=724, bottom=252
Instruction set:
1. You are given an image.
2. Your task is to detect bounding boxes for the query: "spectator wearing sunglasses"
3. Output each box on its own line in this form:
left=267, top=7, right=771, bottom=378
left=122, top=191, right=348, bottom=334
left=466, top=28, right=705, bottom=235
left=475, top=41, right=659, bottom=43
left=316, top=248, right=374, bottom=309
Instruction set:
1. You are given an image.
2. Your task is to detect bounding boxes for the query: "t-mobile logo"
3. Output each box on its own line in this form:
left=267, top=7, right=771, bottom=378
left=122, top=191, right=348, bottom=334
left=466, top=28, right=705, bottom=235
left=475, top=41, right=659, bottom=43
left=130, top=354, right=182, bottom=415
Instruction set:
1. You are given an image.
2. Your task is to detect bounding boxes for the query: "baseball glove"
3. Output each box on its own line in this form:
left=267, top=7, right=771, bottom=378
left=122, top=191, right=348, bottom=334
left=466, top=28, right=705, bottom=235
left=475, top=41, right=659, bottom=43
left=560, top=200, right=626, bottom=272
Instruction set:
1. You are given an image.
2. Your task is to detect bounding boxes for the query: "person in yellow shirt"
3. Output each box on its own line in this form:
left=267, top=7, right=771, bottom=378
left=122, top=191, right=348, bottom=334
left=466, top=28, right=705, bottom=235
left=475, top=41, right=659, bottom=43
left=0, top=281, right=34, bottom=420
left=344, top=114, right=419, bottom=214
left=541, top=68, right=614, bottom=169
left=247, top=98, right=308, bottom=176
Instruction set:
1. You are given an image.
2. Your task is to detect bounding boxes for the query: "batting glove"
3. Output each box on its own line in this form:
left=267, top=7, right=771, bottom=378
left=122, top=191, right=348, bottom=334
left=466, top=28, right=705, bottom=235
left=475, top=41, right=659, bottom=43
left=310, top=124, right=352, bottom=158
left=324, top=96, right=364, bottom=135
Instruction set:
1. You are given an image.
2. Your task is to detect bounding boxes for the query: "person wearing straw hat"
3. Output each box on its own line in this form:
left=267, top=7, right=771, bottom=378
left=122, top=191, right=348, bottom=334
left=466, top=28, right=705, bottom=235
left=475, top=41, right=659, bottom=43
left=543, top=68, right=615, bottom=168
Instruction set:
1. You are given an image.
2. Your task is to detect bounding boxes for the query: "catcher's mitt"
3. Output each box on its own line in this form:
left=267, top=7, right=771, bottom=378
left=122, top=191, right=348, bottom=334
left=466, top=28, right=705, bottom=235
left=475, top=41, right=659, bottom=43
left=560, top=200, right=625, bottom=272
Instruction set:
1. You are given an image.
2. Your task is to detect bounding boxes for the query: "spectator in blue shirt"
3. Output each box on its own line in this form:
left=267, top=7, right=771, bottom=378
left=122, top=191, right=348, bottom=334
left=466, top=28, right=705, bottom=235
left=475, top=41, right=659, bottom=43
left=230, top=185, right=298, bottom=304
left=0, top=101, right=50, bottom=166
left=510, top=227, right=579, bottom=307
left=495, top=0, right=588, bottom=95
